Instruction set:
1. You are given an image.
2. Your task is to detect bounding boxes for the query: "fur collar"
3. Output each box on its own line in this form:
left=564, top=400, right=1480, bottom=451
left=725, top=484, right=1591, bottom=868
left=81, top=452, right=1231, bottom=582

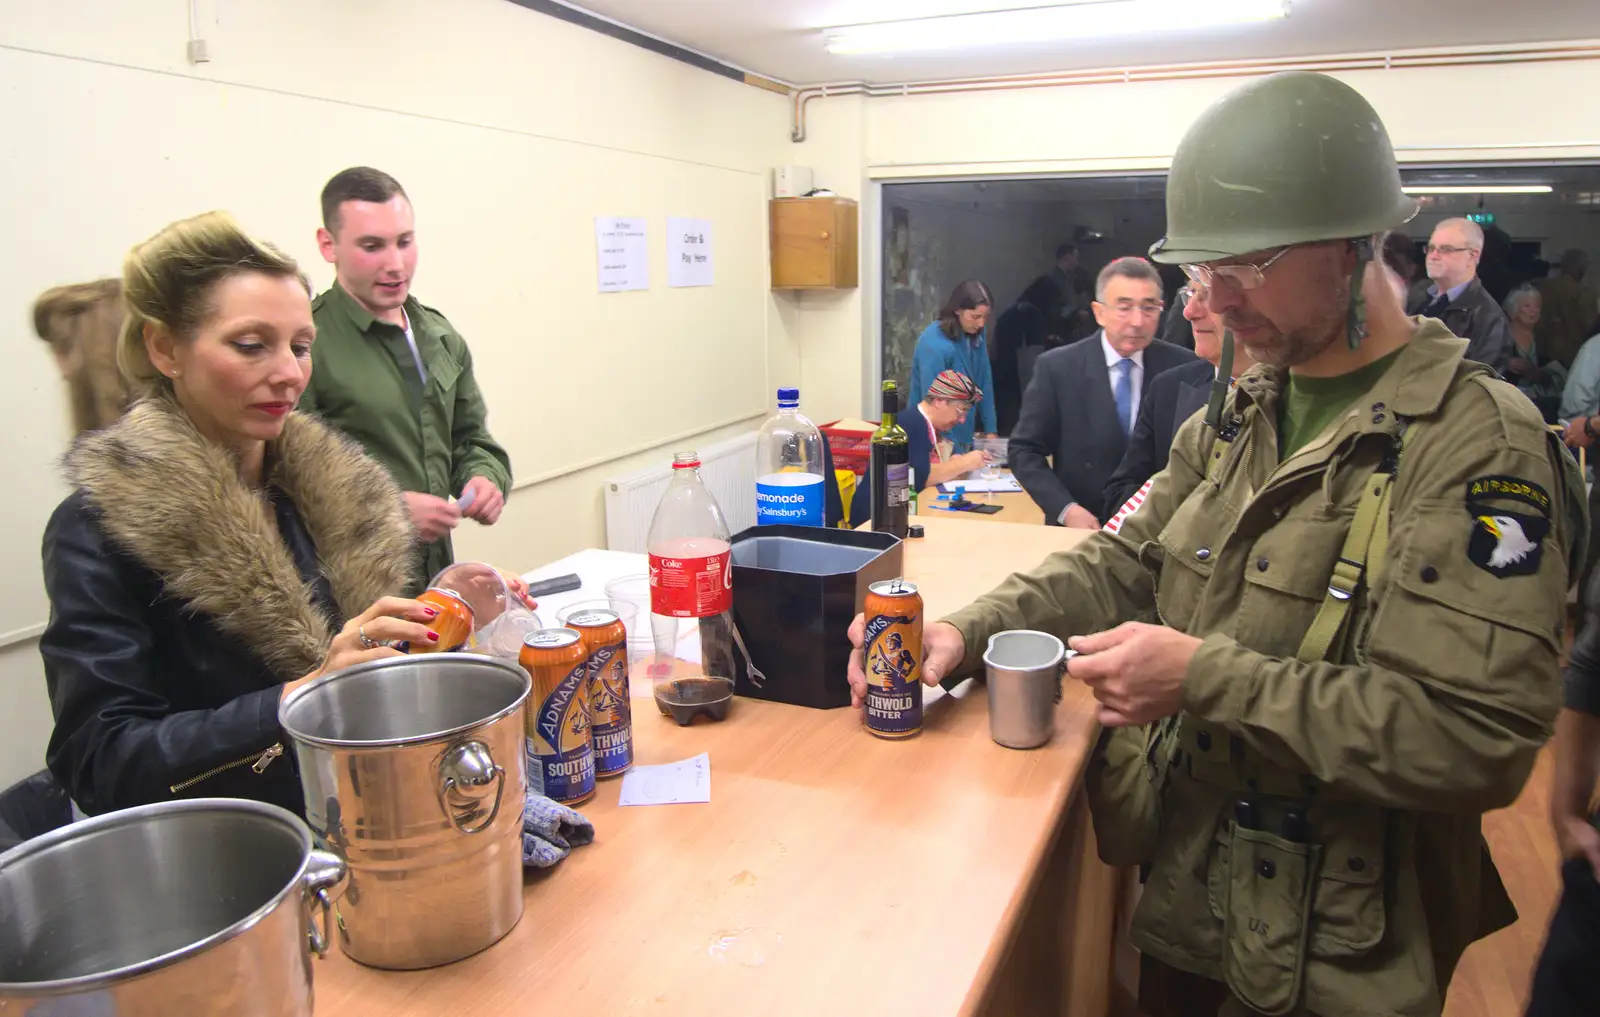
left=65, top=397, right=416, bottom=680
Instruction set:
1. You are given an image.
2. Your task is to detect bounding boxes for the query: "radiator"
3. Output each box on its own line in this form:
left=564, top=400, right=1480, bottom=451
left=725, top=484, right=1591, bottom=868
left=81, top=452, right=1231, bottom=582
left=604, top=433, right=758, bottom=553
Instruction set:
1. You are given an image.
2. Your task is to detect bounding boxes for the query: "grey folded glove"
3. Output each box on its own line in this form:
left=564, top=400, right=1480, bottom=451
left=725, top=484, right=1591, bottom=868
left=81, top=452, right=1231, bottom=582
left=522, top=788, right=595, bottom=868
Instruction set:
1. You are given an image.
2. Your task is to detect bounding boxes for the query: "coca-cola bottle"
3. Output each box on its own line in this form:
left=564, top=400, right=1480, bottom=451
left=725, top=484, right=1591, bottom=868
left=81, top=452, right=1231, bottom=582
left=646, top=451, right=738, bottom=724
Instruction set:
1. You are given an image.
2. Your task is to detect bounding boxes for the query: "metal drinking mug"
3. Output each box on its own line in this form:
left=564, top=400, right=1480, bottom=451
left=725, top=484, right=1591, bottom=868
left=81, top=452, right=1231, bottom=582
left=982, top=630, right=1066, bottom=749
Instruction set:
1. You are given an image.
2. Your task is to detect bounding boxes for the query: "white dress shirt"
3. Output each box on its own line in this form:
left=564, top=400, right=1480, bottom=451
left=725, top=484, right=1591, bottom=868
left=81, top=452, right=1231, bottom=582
left=1102, top=332, right=1146, bottom=429
left=1059, top=334, right=1149, bottom=525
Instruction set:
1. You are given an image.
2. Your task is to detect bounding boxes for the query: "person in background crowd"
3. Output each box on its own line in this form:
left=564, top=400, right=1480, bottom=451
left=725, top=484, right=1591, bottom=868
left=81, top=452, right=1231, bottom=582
left=1523, top=579, right=1600, bottom=1015
left=901, top=369, right=990, bottom=493
left=1009, top=257, right=1196, bottom=528
left=848, top=71, right=1585, bottom=1017
left=1556, top=327, right=1600, bottom=619
left=906, top=278, right=998, bottom=454
left=1503, top=285, right=1567, bottom=424
left=32, top=278, right=133, bottom=436
left=1029, top=242, right=1092, bottom=344
left=1537, top=249, right=1599, bottom=369
left=990, top=276, right=1054, bottom=435
left=1382, top=230, right=1419, bottom=284
left=1382, top=230, right=1432, bottom=309
left=1406, top=217, right=1513, bottom=376
left=301, top=167, right=513, bottom=593
left=1100, top=284, right=1257, bottom=522
left=39, top=211, right=431, bottom=818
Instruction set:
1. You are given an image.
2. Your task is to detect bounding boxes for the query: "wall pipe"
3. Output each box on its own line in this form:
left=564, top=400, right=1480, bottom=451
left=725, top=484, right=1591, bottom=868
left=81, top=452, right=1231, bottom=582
left=790, top=41, right=1600, bottom=142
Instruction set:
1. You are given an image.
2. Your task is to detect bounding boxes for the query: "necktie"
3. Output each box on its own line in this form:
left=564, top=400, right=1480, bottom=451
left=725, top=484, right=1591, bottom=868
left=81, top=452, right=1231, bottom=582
left=1114, top=358, right=1135, bottom=436
left=1424, top=291, right=1450, bottom=318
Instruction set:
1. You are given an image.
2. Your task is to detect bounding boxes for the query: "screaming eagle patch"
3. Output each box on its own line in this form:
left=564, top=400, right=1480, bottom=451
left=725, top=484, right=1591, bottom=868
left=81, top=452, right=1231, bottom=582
left=1465, top=475, right=1551, bottom=578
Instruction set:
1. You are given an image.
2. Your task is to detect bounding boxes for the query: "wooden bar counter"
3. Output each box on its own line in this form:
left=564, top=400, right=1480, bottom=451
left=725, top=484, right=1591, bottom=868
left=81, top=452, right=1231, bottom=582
left=313, top=515, right=1115, bottom=1017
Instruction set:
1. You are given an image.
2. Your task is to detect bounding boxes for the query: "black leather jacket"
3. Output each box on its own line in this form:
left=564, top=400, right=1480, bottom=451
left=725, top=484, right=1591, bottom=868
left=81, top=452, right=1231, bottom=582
left=40, top=489, right=336, bottom=816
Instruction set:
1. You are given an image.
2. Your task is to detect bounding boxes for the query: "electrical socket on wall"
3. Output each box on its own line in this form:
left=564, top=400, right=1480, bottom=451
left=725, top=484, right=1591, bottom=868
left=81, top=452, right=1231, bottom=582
left=186, top=38, right=211, bottom=64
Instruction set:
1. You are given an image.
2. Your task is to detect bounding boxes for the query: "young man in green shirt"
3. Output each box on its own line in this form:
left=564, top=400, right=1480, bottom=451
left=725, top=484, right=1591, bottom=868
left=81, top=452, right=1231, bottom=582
left=300, top=167, right=513, bottom=593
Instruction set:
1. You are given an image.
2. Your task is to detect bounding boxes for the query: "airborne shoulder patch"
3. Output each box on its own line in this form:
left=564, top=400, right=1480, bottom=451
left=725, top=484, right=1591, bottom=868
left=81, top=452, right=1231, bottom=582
left=1464, top=475, right=1551, bottom=578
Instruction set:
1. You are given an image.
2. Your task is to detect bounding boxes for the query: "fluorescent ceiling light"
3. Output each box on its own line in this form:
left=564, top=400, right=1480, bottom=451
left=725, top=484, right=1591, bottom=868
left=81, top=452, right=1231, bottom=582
left=1401, top=185, right=1553, bottom=195
left=823, top=0, right=1289, bottom=55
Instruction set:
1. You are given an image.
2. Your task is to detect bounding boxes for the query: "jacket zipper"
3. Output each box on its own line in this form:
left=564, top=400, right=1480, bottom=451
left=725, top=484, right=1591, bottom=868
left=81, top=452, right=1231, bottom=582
left=169, top=743, right=284, bottom=794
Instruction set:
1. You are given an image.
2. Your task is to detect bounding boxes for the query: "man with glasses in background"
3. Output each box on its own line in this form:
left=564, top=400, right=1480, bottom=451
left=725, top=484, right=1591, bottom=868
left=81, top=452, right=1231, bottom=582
left=847, top=71, right=1584, bottom=1016
left=1008, top=256, right=1196, bottom=528
left=1406, top=217, right=1514, bottom=376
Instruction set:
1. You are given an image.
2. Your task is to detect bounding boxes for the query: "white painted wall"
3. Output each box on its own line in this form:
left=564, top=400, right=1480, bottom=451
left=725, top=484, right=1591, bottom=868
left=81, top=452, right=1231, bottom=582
left=0, top=0, right=797, bottom=785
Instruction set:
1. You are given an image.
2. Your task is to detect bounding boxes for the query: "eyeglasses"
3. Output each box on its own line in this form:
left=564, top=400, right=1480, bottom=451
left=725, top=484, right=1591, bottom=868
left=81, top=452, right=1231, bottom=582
left=1178, top=284, right=1208, bottom=305
left=1102, top=299, right=1165, bottom=318
left=1182, top=245, right=1294, bottom=291
left=1425, top=244, right=1477, bottom=256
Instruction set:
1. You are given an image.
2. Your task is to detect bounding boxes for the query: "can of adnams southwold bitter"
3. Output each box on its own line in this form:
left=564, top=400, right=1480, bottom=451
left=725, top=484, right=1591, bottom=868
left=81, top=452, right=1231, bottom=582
left=563, top=609, right=633, bottom=778
left=864, top=579, right=923, bottom=739
left=518, top=628, right=595, bottom=805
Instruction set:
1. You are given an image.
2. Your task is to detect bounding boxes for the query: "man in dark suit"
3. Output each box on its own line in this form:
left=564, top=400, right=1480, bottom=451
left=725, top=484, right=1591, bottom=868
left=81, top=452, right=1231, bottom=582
left=1102, top=285, right=1258, bottom=522
left=1010, top=257, right=1198, bottom=527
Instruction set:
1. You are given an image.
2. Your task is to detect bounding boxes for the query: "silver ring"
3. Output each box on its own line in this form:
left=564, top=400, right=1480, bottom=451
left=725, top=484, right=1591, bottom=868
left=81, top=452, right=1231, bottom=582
left=358, top=624, right=383, bottom=650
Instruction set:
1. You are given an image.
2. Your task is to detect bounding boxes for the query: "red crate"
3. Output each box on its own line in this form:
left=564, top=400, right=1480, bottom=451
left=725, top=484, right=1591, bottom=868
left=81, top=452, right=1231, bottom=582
left=821, top=420, right=874, bottom=475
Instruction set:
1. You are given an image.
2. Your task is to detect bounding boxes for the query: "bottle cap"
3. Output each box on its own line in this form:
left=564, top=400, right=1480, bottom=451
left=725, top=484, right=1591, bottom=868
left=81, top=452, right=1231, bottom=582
left=908, top=525, right=925, bottom=539
left=777, top=386, right=799, bottom=404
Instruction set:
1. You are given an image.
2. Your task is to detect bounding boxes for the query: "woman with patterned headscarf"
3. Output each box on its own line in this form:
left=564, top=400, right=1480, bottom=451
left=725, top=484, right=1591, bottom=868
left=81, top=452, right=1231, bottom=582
left=903, top=369, right=991, bottom=492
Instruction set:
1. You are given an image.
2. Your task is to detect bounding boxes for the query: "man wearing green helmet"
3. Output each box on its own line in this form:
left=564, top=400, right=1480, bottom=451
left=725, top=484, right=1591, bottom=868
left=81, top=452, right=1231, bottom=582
left=846, top=71, right=1586, bottom=1016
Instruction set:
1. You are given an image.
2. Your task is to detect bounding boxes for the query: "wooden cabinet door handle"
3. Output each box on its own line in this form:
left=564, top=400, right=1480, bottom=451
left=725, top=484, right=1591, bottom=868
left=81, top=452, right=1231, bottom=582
left=820, top=231, right=830, bottom=240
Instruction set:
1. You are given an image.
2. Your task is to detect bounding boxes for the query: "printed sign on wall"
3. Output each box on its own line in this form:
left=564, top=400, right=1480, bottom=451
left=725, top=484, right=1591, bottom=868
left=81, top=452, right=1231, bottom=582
left=667, top=217, right=713, bottom=288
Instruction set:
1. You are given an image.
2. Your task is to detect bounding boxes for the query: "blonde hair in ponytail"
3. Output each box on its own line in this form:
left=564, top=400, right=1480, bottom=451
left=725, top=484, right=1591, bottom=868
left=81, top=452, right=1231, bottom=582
left=117, top=211, right=307, bottom=398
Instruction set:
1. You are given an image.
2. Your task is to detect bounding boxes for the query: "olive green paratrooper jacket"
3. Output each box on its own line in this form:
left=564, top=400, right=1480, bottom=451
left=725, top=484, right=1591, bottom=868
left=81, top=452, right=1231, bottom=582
left=944, top=321, right=1586, bottom=1016
left=302, top=284, right=512, bottom=594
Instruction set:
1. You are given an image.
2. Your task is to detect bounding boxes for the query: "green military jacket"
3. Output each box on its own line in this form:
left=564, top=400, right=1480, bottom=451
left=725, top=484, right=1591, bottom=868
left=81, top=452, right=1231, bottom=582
left=945, top=321, right=1585, bottom=1017
left=303, top=284, right=513, bottom=593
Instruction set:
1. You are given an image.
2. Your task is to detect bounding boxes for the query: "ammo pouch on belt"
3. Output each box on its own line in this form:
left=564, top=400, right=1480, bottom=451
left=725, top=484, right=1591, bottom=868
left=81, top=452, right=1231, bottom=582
left=1221, top=820, right=1320, bottom=1016
left=1183, top=718, right=1389, bottom=1014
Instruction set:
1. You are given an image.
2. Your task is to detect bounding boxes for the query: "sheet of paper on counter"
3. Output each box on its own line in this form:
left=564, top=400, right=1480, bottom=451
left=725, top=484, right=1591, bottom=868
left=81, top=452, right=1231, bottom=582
left=618, top=752, right=711, bottom=806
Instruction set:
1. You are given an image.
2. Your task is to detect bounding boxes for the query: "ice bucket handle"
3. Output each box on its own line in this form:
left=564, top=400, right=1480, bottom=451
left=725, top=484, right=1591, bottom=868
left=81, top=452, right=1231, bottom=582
left=302, top=848, right=348, bottom=959
left=436, top=740, right=506, bottom=835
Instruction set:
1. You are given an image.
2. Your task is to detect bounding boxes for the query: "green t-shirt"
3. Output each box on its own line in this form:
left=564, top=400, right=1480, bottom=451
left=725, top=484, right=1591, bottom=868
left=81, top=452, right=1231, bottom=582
left=1278, top=349, right=1404, bottom=458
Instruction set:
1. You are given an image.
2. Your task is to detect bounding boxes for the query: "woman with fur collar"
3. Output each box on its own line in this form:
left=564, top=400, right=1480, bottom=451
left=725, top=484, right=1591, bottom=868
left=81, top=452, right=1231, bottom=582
left=40, top=211, right=442, bottom=818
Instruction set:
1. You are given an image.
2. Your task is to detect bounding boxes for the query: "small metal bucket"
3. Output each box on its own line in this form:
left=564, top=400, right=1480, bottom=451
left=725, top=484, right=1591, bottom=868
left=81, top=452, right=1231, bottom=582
left=0, top=798, right=345, bottom=1016
left=983, top=630, right=1066, bottom=749
left=280, top=653, right=530, bottom=970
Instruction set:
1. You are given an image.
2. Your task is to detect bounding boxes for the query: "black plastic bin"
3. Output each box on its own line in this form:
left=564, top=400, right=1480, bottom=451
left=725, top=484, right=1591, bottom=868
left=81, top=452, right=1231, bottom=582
left=729, top=524, right=904, bottom=709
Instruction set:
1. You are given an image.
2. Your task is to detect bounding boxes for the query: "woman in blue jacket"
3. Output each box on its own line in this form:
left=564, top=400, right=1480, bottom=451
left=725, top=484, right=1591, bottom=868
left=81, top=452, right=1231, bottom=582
left=906, top=279, right=997, bottom=453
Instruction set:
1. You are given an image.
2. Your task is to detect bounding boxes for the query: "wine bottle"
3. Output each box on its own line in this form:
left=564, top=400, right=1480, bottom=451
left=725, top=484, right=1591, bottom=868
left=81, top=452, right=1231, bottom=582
left=870, top=380, right=910, bottom=538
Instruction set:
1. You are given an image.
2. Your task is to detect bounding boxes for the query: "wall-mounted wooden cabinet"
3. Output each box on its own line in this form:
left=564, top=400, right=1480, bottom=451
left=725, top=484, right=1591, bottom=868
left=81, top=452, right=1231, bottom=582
left=770, top=197, right=858, bottom=290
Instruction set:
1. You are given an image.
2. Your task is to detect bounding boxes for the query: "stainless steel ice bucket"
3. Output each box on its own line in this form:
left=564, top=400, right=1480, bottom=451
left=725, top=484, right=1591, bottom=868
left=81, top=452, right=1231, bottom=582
left=279, top=652, right=531, bottom=970
left=0, top=797, right=345, bottom=1016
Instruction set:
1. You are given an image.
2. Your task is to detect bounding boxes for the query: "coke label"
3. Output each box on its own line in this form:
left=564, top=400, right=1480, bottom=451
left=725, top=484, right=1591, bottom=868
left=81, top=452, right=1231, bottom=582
left=649, top=551, right=732, bottom=618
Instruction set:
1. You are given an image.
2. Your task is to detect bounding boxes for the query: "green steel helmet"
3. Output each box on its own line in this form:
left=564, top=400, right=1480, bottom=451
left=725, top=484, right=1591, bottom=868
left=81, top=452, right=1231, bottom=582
left=1149, top=71, right=1417, bottom=265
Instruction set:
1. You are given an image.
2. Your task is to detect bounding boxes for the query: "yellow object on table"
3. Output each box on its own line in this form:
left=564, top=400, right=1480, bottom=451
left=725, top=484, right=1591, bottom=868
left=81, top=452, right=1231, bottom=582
left=833, top=468, right=857, bottom=528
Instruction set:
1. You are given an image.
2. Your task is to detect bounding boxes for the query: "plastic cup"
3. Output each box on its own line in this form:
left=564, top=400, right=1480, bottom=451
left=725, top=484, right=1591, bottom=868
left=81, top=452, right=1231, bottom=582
left=603, top=574, right=653, bottom=658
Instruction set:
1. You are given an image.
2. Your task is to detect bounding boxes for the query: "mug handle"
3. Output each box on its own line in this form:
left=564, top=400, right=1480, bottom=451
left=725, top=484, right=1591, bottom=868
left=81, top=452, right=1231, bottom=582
left=437, top=740, right=506, bottom=835
left=302, top=849, right=348, bottom=959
